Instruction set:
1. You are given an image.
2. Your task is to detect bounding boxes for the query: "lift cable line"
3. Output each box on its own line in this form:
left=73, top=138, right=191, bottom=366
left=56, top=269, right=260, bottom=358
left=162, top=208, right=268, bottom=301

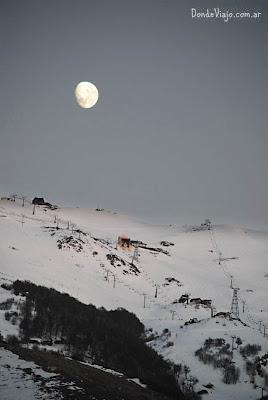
left=209, top=221, right=268, bottom=340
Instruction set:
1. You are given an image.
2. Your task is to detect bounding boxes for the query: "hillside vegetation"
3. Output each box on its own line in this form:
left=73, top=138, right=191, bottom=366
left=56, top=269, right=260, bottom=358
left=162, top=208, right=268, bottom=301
left=2, top=280, right=195, bottom=399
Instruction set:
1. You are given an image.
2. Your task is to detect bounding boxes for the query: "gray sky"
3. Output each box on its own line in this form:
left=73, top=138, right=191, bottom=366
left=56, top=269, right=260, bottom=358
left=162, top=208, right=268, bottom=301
left=1, top=0, right=267, bottom=227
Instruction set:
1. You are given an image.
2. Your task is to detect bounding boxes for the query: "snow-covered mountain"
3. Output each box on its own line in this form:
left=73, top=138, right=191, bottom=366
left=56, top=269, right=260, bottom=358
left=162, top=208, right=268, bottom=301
left=0, top=198, right=268, bottom=399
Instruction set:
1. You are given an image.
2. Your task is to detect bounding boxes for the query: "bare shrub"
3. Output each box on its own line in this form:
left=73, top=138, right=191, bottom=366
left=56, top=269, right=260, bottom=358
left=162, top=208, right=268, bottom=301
left=240, top=344, right=261, bottom=358
left=223, top=364, right=240, bottom=384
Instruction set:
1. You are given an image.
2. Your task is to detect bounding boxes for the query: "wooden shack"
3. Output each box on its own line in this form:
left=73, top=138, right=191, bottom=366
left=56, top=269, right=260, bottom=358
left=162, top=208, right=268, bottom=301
left=117, top=235, right=132, bottom=250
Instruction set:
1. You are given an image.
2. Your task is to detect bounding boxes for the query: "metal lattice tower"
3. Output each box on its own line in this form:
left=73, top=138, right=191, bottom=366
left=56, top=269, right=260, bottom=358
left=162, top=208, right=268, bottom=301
left=132, top=245, right=139, bottom=264
left=230, top=288, right=240, bottom=318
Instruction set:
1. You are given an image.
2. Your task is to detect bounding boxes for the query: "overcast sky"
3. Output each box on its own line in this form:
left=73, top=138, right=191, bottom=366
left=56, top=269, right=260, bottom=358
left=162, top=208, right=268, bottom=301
left=0, top=0, right=267, bottom=227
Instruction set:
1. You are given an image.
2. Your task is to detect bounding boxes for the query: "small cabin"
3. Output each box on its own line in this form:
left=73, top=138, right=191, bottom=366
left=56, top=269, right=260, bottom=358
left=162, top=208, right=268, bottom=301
left=117, top=235, right=132, bottom=250
left=179, top=294, right=189, bottom=304
left=201, top=299, right=212, bottom=307
left=32, top=197, right=45, bottom=205
left=190, top=298, right=202, bottom=305
left=32, top=197, right=57, bottom=210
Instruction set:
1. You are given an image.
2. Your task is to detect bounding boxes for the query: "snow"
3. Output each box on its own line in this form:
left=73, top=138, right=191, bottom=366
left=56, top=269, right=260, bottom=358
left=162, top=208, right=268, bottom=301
left=78, top=360, right=124, bottom=377
left=0, top=198, right=268, bottom=399
left=0, top=348, right=60, bottom=400
left=127, top=377, right=147, bottom=388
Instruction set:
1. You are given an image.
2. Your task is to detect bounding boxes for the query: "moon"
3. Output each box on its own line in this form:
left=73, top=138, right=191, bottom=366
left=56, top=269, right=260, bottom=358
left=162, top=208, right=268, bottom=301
left=75, top=81, right=99, bottom=109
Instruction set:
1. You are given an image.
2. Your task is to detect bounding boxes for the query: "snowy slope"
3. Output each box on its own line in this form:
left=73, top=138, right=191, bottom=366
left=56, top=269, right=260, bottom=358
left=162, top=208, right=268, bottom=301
left=0, top=198, right=268, bottom=399
left=0, top=348, right=61, bottom=400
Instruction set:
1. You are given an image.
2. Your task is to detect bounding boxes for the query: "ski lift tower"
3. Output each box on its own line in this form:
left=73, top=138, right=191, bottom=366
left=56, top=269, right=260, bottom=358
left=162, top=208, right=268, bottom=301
left=230, top=288, right=240, bottom=319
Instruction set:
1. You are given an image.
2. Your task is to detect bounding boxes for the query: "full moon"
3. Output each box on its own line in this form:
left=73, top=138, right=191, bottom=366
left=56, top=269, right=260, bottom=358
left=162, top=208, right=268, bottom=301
left=75, top=81, right=99, bottom=109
